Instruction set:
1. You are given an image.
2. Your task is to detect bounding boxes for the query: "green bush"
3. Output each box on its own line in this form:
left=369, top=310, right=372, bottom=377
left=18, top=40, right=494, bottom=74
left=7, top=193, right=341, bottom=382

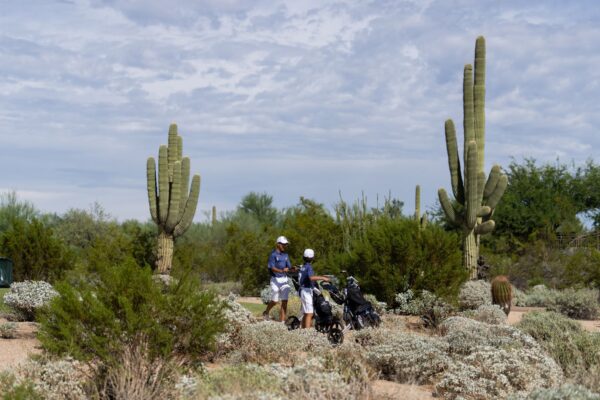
left=38, top=259, right=227, bottom=363
left=0, top=373, right=42, bottom=400
left=332, top=218, right=466, bottom=304
left=517, top=311, right=600, bottom=384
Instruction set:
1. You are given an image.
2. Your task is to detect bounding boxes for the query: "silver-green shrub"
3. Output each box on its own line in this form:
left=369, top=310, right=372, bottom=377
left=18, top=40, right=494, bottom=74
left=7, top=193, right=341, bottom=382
left=354, top=327, right=451, bottom=384
left=18, top=357, right=88, bottom=400
left=460, top=304, right=507, bottom=325
left=436, top=346, right=564, bottom=399
left=393, top=289, right=454, bottom=327
left=363, top=293, right=387, bottom=315
left=519, top=285, right=557, bottom=307
left=458, top=280, right=492, bottom=310
left=3, top=281, right=58, bottom=321
left=215, top=294, right=256, bottom=356
left=514, top=384, right=600, bottom=400
left=0, top=322, right=17, bottom=339
left=235, top=321, right=330, bottom=363
left=547, top=288, right=599, bottom=320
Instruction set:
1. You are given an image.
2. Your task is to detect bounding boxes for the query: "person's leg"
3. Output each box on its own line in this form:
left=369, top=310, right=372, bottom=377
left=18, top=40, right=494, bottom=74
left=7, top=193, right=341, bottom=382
left=279, top=283, right=290, bottom=322
left=300, top=289, right=314, bottom=328
left=302, top=313, right=313, bottom=328
left=263, top=279, right=280, bottom=320
left=280, top=300, right=288, bottom=322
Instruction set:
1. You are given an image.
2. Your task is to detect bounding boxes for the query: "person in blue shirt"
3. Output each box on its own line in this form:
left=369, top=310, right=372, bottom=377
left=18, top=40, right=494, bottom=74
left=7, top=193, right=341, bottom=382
left=298, top=248, right=330, bottom=329
left=262, top=236, right=292, bottom=321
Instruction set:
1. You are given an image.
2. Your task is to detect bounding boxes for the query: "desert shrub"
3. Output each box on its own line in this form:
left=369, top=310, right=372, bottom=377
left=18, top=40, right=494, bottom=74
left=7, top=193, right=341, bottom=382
left=513, top=285, right=528, bottom=306
left=214, top=294, right=256, bottom=357
left=547, top=288, right=600, bottom=320
left=191, top=363, right=284, bottom=399
left=517, top=311, right=600, bottom=382
left=331, top=219, right=467, bottom=304
left=363, top=293, right=387, bottom=315
left=436, top=346, right=564, bottom=399
left=394, top=289, right=455, bottom=328
left=17, top=357, right=89, bottom=400
left=0, top=218, right=74, bottom=282
left=100, top=339, right=179, bottom=400
left=0, top=372, right=42, bottom=400
left=460, top=304, right=507, bottom=325
left=458, top=280, right=492, bottom=310
left=38, top=260, right=226, bottom=363
left=519, top=284, right=557, bottom=307
left=3, top=281, right=58, bottom=321
left=353, top=328, right=451, bottom=384
left=0, top=322, right=17, bottom=338
left=269, top=295, right=301, bottom=321
left=515, top=384, right=600, bottom=400
left=440, top=316, right=541, bottom=355
left=201, top=281, right=243, bottom=296
left=235, top=321, right=330, bottom=363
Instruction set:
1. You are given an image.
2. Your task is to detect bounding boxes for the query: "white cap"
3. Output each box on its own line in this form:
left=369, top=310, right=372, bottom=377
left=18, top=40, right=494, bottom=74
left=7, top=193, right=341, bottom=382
left=303, top=248, right=315, bottom=258
left=276, top=236, right=289, bottom=244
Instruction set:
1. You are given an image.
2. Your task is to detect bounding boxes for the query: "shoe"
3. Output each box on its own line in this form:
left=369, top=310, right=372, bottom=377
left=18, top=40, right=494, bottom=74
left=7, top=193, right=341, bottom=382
left=262, top=311, right=270, bottom=321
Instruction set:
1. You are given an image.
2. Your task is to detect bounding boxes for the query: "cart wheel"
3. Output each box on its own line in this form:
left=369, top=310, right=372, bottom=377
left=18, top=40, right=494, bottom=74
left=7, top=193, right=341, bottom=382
left=328, top=327, right=344, bottom=345
left=286, top=316, right=300, bottom=330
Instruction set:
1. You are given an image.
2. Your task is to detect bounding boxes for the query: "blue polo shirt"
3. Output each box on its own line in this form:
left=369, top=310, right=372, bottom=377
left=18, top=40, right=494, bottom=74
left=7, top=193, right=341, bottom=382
left=268, top=249, right=291, bottom=278
left=298, top=262, right=314, bottom=289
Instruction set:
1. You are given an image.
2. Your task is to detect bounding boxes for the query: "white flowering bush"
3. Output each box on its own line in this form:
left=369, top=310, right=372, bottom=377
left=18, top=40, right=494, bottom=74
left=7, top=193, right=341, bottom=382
left=458, top=280, right=492, bottom=310
left=393, top=289, right=454, bottom=327
left=460, top=304, right=507, bottom=325
left=18, top=357, right=88, bottom=400
left=514, top=384, right=600, bottom=400
left=215, top=293, right=256, bottom=356
left=3, top=280, right=58, bottom=321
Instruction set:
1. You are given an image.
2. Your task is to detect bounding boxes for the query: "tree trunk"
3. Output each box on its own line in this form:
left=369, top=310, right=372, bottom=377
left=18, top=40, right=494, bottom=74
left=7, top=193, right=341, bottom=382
left=156, top=231, right=174, bottom=274
left=463, top=230, right=478, bottom=280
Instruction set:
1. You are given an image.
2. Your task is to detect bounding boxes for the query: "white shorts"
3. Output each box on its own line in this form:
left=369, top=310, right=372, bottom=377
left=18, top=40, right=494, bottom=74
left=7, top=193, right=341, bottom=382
left=300, top=288, right=314, bottom=314
left=270, top=277, right=290, bottom=302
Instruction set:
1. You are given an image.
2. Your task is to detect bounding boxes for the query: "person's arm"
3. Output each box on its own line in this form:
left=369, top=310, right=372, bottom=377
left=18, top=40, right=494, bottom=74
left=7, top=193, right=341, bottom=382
left=310, top=275, right=330, bottom=282
left=272, top=266, right=290, bottom=273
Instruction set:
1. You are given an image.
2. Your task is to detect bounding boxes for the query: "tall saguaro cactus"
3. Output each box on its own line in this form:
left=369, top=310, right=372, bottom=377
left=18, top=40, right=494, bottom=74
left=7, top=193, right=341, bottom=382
left=147, top=124, right=200, bottom=274
left=438, top=37, right=508, bottom=279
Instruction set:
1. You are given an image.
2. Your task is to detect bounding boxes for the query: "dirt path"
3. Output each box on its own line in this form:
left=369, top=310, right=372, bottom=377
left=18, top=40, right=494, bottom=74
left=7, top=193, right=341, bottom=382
left=0, top=318, right=41, bottom=372
left=371, top=380, right=435, bottom=399
left=508, top=306, right=600, bottom=332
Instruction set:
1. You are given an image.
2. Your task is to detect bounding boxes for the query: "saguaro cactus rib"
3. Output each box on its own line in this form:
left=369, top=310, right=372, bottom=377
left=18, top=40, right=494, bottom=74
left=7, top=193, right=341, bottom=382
left=146, top=123, right=201, bottom=275
left=437, top=36, right=508, bottom=279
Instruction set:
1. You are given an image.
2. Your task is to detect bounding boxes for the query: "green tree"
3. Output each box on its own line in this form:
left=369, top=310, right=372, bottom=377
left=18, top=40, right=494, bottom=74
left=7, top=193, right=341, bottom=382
left=238, top=192, right=278, bottom=226
left=0, top=191, right=38, bottom=233
left=0, top=218, right=74, bottom=282
left=493, top=159, right=583, bottom=247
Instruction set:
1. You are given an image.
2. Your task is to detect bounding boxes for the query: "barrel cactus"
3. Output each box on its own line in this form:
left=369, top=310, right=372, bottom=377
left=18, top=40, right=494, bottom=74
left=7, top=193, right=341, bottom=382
left=147, top=124, right=200, bottom=274
left=438, top=36, right=508, bottom=278
left=491, top=275, right=512, bottom=315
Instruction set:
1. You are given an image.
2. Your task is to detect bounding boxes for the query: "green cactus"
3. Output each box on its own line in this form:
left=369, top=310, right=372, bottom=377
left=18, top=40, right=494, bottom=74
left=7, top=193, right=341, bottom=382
left=212, top=205, right=217, bottom=226
left=491, top=275, right=512, bottom=315
left=438, top=36, right=508, bottom=279
left=415, top=185, right=428, bottom=229
left=147, top=123, right=200, bottom=274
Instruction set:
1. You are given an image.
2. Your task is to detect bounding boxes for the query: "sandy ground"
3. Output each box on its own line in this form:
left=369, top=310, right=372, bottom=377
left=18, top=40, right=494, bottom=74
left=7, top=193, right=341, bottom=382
left=0, top=317, right=42, bottom=372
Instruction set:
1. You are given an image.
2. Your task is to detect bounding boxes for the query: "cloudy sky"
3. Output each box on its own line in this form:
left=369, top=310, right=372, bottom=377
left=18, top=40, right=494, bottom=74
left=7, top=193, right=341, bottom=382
left=1, top=0, right=599, bottom=221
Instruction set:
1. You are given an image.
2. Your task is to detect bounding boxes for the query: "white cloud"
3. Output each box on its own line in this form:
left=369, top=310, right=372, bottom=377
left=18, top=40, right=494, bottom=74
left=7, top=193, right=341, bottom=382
left=1, top=1, right=599, bottom=220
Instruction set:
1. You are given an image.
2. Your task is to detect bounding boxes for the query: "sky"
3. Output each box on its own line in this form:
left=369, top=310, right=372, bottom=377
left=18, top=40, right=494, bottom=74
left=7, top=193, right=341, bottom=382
left=1, top=0, right=599, bottom=222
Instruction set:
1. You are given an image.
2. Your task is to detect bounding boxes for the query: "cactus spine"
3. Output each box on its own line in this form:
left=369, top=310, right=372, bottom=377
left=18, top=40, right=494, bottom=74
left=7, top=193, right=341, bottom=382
left=147, top=124, right=200, bottom=274
left=491, top=275, right=512, bottom=315
left=438, top=36, right=508, bottom=279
